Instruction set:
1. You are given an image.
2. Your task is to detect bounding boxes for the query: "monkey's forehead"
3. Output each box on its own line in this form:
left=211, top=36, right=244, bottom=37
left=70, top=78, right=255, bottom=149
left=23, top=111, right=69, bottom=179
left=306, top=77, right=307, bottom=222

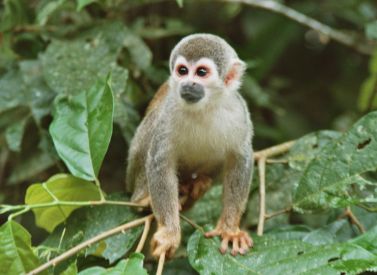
left=170, top=35, right=237, bottom=76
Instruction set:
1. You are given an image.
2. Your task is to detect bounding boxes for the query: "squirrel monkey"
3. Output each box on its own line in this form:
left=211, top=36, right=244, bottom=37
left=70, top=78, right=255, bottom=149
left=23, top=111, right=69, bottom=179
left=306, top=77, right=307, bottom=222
left=126, top=34, right=253, bottom=258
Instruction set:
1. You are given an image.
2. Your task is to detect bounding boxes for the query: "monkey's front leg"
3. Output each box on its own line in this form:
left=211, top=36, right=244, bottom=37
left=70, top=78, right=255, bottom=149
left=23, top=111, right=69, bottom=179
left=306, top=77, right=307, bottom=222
left=146, top=137, right=181, bottom=258
left=205, top=149, right=253, bottom=256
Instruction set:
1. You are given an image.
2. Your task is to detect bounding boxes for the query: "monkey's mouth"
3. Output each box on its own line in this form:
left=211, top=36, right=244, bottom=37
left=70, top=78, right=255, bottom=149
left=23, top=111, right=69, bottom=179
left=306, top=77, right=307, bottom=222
left=180, top=83, right=204, bottom=104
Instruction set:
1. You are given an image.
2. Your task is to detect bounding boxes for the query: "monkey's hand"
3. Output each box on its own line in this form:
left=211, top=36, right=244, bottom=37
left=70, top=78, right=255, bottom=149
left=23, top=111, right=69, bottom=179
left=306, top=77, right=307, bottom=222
left=205, top=225, right=253, bottom=256
left=151, top=225, right=181, bottom=258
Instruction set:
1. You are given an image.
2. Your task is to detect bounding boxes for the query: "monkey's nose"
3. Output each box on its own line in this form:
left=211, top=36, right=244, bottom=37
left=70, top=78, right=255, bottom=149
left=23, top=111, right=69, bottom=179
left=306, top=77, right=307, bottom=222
left=180, top=83, right=204, bottom=103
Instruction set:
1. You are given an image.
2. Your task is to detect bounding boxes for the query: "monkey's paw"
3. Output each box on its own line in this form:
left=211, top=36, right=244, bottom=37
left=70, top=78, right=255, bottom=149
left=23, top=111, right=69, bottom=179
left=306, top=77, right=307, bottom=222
left=151, top=226, right=181, bottom=258
left=205, top=228, right=253, bottom=256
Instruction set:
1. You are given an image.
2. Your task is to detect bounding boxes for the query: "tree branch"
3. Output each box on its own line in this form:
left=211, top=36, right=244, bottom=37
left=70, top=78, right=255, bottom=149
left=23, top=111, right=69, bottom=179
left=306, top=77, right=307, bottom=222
left=223, top=0, right=375, bottom=55
left=27, top=215, right=153, bottom=275
left=257, top=156, right=266, bottom=236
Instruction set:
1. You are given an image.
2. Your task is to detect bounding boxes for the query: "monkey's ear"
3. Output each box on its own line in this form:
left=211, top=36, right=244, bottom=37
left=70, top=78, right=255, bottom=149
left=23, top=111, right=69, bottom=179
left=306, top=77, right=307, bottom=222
left=224, top=59, right=246, bottom=90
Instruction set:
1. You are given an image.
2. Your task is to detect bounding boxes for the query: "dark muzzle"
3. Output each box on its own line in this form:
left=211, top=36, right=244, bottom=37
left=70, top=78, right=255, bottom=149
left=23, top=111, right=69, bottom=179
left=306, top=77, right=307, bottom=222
left=180, top=82, right=204, bottom=103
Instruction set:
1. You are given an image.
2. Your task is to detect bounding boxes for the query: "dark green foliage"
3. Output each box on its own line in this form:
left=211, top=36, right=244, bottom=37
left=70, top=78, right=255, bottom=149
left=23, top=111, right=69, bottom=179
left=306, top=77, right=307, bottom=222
left=1, top=0, right=377, bottom=274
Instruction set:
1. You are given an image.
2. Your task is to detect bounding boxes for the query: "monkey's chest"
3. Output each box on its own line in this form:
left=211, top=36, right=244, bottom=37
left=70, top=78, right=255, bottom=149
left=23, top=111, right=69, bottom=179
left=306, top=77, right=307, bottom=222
left=174, top=110, right=243, bottom=174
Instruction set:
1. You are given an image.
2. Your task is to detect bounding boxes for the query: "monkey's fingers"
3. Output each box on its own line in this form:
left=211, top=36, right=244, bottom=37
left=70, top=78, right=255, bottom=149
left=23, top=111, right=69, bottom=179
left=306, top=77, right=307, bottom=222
left=231, top=237, right=240, bottom=256
left=220, top=236, right=230, bottom=254
left=240, top=237, right=249, bottom=254
left=204, top=229, right=221, bottom=238
left=242, top=232, right=253, bottom=247
left=152, top=243, right=170, bottom=258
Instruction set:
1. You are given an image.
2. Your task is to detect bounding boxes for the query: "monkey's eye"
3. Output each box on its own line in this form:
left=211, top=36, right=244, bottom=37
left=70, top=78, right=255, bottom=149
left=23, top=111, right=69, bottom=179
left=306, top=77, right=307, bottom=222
left=196, top=67, right=208, bottom=77
left=177, top=65, right=189, bottom=76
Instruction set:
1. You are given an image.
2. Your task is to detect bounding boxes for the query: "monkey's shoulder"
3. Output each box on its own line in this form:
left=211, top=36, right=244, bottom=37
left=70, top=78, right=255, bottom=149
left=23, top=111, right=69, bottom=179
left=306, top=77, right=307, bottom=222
left=145, top=81, right=169, bottom=115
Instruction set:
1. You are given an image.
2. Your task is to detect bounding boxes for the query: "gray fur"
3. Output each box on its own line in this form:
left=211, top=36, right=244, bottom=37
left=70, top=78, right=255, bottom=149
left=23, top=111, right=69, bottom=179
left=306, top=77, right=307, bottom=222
left=169, top=33, right=238, bottom=78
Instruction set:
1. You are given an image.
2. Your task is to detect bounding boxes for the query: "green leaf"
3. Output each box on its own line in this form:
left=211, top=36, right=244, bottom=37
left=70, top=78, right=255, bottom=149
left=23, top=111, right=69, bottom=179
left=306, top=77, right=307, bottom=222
left=358, top=49, right=377, bottom=111
left=49, top=77, right=114, bottom=181
left=25, top=174, right=101, bottom=232
left=0, top=221, right=43, bottom=274
left=77, top=0, right=97, bottom=11
left=0, top=0, right=29, bottom=32
left=79, top=253, right=147, bottom=275
left=293, top=111, right=377, bottom=212
left=366, top=21, right=377, bottom=40
left=37, top=0, right=67, bottom=26
left=41, top=38, right=127, bottom=97
left=176, top=0, right=184, bottom=8
left=60, top=260, right=78, bottom=275
left=43, top=194, right=143, bottom=263
left=187, top=226, right=377, bottom=275
left=5, top=116, right=28, bottom=152
left=246, top=131, right=341, bottom=228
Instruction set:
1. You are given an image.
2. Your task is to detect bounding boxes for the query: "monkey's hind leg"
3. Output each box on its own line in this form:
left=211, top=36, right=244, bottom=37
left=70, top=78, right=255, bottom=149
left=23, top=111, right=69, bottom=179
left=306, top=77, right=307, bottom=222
left=131, top=172, right=150, bottom=207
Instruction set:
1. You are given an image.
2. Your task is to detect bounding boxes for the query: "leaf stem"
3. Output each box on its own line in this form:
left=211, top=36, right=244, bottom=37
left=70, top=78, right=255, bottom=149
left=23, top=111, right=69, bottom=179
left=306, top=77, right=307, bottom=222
left=94, top=178, right=106, bottom=201
left=27, top=214, right=153, bottom=275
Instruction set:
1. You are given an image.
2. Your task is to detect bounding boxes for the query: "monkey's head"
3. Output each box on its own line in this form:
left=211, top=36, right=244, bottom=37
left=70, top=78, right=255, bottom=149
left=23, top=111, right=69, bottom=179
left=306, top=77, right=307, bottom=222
left=169, top=33, right=246, bottom=108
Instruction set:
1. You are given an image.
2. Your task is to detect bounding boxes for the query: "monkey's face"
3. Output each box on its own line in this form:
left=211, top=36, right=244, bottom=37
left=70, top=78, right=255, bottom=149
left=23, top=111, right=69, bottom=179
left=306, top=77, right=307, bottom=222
left=171, top=56, right=223, bottom=107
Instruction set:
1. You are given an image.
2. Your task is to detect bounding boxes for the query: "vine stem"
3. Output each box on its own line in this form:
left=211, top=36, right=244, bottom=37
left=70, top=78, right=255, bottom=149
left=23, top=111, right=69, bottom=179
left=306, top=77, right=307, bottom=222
left=254, top=140, right=295, bottom=235
left=254, top=140, right=295, bottom=160
left=135, top=215, right=153, bottom=253
left=265, top=207, right=292, bottom=220
left=27, top=214, right=153, bottom=275
left=1, top=200, right=146, bottom=219
left=223, top=0, right=375, bottom=55
left=156, top=251, right=166, bottom=275
left=342, top=207, right=366, bottom=234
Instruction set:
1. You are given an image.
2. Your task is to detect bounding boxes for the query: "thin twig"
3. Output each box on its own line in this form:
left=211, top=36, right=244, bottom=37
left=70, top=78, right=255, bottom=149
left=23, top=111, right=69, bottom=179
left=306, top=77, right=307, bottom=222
left=356, top=203, right=377, bottom=212
left=27, top=215, right=153, bottom=275
left=254, top=140, right=295, bottom=160
left=266, top=159, right=289, bottom=164
left=265, top=207, right=292, bottom=219
left=1, top=200, right=146, bottom=218
left=135, top=215, right=153, bottom=253
left=180, top=214, right=204, bottom=232
left=156, top=251, right=166, bottom=275
left=257, top=157, right=266, bottom=236
left=342, top=207, right=366, bottom=234
left=223, top=0, right=375, bottom=55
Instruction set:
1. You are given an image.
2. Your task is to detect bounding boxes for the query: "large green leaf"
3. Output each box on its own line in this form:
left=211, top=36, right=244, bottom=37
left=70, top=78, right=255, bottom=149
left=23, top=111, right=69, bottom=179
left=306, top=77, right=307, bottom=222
left=41, top=38, right=127, bottom=97
left=187, top=226, right=377, bottom=275
left=25, top=174, right=101, bottom=232
left=0, top=221, right=44, bottom=275
left=78, top=253, right=147, bottom=275
left=293, top=111, right=377, bottom=212
left=43, top=194, right=143, bottom=264
left=49, top=77, right=114, bottom=180
left=246, top=131, right=341, bottom=228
